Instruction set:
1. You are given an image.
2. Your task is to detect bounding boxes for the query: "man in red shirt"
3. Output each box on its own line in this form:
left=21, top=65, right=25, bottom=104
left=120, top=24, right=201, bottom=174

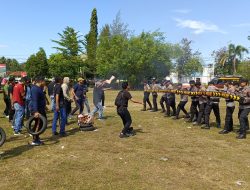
left=13, top=77, right=25, bottom=135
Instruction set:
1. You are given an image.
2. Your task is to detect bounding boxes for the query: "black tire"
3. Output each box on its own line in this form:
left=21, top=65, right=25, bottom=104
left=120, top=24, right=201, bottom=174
left=0, top=127, right=6, bottom=147
left=80, top=125, right=96, bottom=131
left=26, top=115, right=47, bottom=135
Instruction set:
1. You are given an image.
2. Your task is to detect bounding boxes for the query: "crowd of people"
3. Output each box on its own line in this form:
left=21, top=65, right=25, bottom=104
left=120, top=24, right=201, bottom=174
left=141, top=78, right=250, bottom=139
left=0, top=75, right=249, bottom=146
left=1, top=76, right=115, bottom=145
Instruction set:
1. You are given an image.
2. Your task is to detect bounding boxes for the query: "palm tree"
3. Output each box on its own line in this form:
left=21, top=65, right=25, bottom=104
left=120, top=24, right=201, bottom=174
left=220, top=44, right=248, bottom=74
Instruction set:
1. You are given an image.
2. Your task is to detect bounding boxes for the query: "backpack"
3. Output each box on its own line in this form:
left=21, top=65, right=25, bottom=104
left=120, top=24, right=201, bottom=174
left=115, top=90, right=124, bottom=107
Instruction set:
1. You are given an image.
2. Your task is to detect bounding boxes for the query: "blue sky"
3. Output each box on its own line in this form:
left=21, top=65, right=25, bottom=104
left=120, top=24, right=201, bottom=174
left=0, top=0, right=250, bottom=64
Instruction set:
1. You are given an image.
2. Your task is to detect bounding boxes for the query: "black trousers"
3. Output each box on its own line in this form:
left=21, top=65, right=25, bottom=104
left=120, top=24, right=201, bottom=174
left=197, top=103, right=206, bottom=124
left=190, top=101, right=199, bottom=121
left=224, top=106, right=235, bottom=131
left=152, top=94, right=158, bottom=111
left=176, top=101, right=188, bottom=117
left=4, top=97, right=10, bottom=116
left=204, top=102, right=221, bottom=126
left=238, top=108, right=250, bottom=134
left=117, top=107, right=132, bottom=134
left=160, top=96, right=167, bottom=111
left=143, top=92, right=152, bottom=108
left=166, top=98, right=176, bottom=116
left=102, top=93, right=105, bottom=107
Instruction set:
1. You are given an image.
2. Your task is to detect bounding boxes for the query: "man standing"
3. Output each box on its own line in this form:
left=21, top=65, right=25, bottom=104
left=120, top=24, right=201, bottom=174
left=187, top=80, right=199, bottom=122
left=12, top=77, right=25, bottom=135
left=2, top=78, right=9, bottom=117
left=164, top=81, right=176, bottom=117
left=8, top=77, right=15, bottom=124
left=24, top=77, right=32, bottom=119
left=193, top=82, right=207, bottom=126
left=219, top=82, right=236, bottom=134
left=141, top=80, right=152, bottom=111
left=173, top=83, right=189, bottom=120
left=47, top=78, right=55, bottom=111
left=150, top=79, right=159, bottom=112
left=201, top=81, right=221, bottom=129
left=69, top=78, right=86, bottom=117
left=159, top=81, right=167, bottom=113
left=30, top=76, right=47, bottom=146
left=61, top=77, right=73, bottom=123
left=52, top=77, right=67, bottom=136
left=236, top=78, right=250, bottom=139
left=115, top=82, right=142, bottom=138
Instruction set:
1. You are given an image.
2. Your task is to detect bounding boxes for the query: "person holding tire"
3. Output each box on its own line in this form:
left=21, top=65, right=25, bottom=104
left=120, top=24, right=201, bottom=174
left=30, top=76, right=47, bottom=146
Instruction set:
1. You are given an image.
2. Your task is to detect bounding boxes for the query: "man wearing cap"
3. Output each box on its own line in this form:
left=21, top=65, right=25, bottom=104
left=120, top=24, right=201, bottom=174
left=201, top=81, right=221, bottom=129
left=69, top=77, right=86, bottom=117
left=219, top=82, right=236, bottom=134
left=173, top=83, right=190, bottom=119
left=141, top=80, right=152, bottom=111
left=187, top=80, right=199, bottom=122
left=236, top=78, right=250, bottom=139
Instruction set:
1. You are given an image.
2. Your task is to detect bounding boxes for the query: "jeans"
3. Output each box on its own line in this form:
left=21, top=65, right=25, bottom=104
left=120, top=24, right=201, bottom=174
left=14, top=103, right=24, bottom=133
left=50, top=96, right=55, bottom=111
left=117, top=107, right=132, bottom=134
left=52, top=107, right=67, bottom=134
left=25, top=99, right=32, bottom=119
left=71, top=99, right=84, bottom=115
left=91, top=102, right=103, bottom=119
left=84, top=98, right=91, bottom=113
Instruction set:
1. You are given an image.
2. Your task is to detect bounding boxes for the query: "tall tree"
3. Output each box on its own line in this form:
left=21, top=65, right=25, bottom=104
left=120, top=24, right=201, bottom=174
left=52, top=26, right=84, bottom=57
left=0, top=57, right=23, bottom=72
left=110, top=11, right=130, bottom=38
left=86, top=8, right=98, bottom=76
left=220, top=44, right=249, bottom=74
left=25, top=48, right=48, bottom=78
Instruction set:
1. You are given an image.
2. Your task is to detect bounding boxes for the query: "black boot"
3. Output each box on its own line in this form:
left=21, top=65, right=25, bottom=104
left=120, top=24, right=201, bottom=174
left=201, top=124, right=210, bottom=129
left=236, top=133, right=246, bottom=139
left=219, top=129, right=231, bottom=134
left=141, top=105, right=146, bottom=111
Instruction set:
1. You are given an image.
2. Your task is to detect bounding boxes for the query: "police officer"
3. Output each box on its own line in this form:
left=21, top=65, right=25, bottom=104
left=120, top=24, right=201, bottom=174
left=193, top=82, right=207, bottom=126
left=150, top=79, right=159, bottom=112
left=219, top=82, right=236, bottom=134
left=159, top=80, right=167, bottom=113
left=173, top=83, right=189, bottom=119
left=201, top=81, right=221, bottom=129
left=187, top=80, right=199, bottom=122
left=164, top=80, right=176, bottom=117
left=236, top=78, right=250, bottom=139
left=141, top=80, right=152, bottom=111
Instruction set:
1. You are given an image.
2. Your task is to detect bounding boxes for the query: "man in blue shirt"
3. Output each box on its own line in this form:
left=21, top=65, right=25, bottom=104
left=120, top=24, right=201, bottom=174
left=30, top=76, right=47, bottom=146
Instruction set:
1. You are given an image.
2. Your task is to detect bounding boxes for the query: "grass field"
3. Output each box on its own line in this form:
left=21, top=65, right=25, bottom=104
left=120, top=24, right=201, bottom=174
left=0, top=90, right=250, bottom=190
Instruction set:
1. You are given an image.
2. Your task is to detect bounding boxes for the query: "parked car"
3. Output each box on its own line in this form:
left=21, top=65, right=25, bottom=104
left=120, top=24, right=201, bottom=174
left=210, top=75, right=242, bottom=89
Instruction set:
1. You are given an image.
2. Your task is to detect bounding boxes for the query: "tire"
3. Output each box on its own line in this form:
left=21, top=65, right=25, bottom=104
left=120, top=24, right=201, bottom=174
left=0, top=127, right=6, bottom=147
left=26, top=115, right=47, bottom=135
left=80, top=125, right=95, bottom=131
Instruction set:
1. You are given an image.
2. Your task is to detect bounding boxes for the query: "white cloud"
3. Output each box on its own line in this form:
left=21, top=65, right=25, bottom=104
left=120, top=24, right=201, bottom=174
left=232, top=23, right=250, bottom=27
left=172, top=9, right=191, bottom=14
left=174, top=18, right=226, bottom=34
left=0, top=44, right=8, bottom=48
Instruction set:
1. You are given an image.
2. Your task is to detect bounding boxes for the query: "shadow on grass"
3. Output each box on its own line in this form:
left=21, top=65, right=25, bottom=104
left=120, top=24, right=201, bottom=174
left=134, top=129, right=147, bottom=133
left=1, top=144, right=34, bottom=160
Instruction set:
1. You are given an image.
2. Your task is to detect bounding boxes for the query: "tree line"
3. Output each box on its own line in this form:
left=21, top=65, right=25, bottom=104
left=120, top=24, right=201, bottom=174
left=1, top=9, right=250, bottom=83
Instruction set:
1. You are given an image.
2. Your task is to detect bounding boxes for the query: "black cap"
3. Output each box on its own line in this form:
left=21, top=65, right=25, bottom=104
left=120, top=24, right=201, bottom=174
left=195, top=82, right=201, bottom=86
left=208, top=81, right=214, bottom=85
left=189, top=80, right=195, bottom=84
left=240, top=78, right=249, bottom=83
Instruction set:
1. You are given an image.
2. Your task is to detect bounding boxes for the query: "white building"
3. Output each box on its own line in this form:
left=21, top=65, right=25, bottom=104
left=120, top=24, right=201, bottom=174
left=169, top=64, right=214, bottom=84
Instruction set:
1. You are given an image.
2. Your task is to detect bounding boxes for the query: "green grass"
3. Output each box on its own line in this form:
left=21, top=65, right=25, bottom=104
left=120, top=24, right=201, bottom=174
left=0, top=90, right=250, bottom=190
